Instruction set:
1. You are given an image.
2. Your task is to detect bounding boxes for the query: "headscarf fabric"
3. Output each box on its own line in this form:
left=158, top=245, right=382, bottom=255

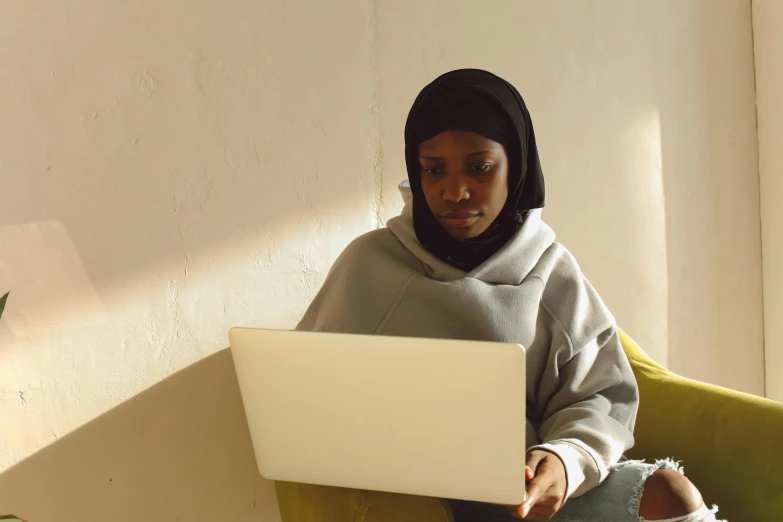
left=404, top=69, right=545, bottom=271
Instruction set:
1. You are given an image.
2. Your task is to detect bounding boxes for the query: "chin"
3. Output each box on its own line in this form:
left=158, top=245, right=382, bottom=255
left=444, top=227, right=484, bottom=240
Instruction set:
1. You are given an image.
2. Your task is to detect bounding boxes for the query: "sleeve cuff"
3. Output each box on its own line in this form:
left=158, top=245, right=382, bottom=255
left=528, top=440, right=601, bottom=501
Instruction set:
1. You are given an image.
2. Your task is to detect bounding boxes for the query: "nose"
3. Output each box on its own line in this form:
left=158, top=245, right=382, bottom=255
left=442, top=175, right=470, bottom=204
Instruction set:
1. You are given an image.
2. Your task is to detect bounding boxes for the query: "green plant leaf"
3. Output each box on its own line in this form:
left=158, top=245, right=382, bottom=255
left=0, top=291, right=8, bottom=320
left=0, top=516, right=28, bottom=522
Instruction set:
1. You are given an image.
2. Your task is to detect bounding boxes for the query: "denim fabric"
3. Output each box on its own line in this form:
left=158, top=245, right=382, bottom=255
left=451, top=460, right=724, bottom=522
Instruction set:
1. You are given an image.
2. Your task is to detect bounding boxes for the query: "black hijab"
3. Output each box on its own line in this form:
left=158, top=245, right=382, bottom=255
left=404, top=69, right=545, bottom=272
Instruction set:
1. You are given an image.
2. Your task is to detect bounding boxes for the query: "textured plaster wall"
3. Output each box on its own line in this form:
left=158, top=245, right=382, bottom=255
left=753, top=0, right=783, bottom=401
left=374, top=0, right=763, bottom=392
left=0, top=0, right=765, bottom=520
left=0, top=0, right=380, bottom=472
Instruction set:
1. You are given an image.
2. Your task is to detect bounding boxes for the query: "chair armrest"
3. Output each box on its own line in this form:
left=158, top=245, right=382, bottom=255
left=618, top=329, right=783, bottom=521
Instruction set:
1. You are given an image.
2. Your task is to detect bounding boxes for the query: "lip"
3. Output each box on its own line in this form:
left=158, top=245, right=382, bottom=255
left=439, top=213, right=480, bottom=228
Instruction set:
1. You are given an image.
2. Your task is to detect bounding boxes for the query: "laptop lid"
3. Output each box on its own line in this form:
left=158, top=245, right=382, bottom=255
left=229, top=327, right=527, bottom=505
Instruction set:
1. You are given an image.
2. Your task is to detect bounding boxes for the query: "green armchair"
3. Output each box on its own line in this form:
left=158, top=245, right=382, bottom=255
left=276, top=331, right=783, bottom=521
left=618, top=329, right=783, bottom=521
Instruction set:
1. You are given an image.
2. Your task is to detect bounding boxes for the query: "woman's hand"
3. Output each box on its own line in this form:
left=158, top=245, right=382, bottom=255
left=510, top=450, right=567, bottom=520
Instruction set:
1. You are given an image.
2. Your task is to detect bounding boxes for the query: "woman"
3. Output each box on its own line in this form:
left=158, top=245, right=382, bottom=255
left=281, top=69, right=724, bottom=522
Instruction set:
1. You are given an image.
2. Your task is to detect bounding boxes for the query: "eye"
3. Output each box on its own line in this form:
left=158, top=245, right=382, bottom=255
left=470, top=163, right=492, bottom=173
left=423, top=167, right=444, bottom=177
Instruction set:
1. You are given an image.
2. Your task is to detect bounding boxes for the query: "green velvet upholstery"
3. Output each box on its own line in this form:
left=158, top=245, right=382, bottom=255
left=275, top=482, right=453, bottom=522
left=618, top=329, right=783, bottom=521
left=276, top=330, right=783, bottom=521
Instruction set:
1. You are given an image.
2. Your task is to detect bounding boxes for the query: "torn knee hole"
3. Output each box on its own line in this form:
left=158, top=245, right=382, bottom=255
left=638, top=469, right=705, bottom=521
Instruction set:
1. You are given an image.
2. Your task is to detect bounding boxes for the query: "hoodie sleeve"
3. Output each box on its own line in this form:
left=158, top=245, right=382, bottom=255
left=296, top=228, right=422, bottom=335
left=527, top=251, right=639, bottom=501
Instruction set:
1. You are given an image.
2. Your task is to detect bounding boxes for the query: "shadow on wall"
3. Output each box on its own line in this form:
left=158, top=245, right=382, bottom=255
left=0, top=349, right=281, bottom=522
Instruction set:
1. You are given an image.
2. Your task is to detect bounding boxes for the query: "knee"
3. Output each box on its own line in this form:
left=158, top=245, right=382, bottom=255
left=638, top=469, right=705, bottom=520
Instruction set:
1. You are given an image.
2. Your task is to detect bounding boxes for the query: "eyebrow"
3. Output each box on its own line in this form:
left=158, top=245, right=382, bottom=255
left=420, top=150, right=491, bottom=161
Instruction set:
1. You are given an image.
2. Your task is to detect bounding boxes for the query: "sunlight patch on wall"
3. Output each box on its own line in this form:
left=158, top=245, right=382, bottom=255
left=622, top=107, right=668, bottom=365
left=0, top=207, right=371, bottom=472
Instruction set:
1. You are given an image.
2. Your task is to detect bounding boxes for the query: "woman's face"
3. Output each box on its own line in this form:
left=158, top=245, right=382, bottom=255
left=418, top=130, right=509, bottom=239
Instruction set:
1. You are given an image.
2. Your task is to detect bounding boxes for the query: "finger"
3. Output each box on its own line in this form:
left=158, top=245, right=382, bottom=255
left=521, top=471, right=556, bottom=517
left=521, top=490, right=562, bottom=520
left=534, top=487, right=563, bottom=511
left=526, top=484, right=566, bottom=520
left=534, top=460, right=565, bottom=505
left=519, top=482, right=544, bottom=517
left=525, top=465, right=535, bottom=481
left=504, top=505, right=522, bottom=519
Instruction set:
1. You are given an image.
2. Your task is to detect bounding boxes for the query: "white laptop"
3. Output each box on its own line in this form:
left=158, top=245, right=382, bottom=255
left=229, top=327, right=527, bottom=505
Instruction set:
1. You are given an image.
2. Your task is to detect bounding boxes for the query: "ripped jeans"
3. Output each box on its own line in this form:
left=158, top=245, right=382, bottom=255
left=451, top=459, right=726, bottom=522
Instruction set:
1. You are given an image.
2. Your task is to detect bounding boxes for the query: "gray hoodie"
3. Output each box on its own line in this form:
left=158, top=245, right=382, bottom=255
left=296, top=183, right=638, bottom=501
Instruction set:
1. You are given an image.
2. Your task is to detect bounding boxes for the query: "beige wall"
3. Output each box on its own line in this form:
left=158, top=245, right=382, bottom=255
left=0, top=349, right=281, bottom=521
left=754, top=0, right=783, bottom=401
left=0, top=0, right=380, bottom=474
left=0, top=0, right=765, bottom=519
left=375, top=0, right=763, bottom=391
